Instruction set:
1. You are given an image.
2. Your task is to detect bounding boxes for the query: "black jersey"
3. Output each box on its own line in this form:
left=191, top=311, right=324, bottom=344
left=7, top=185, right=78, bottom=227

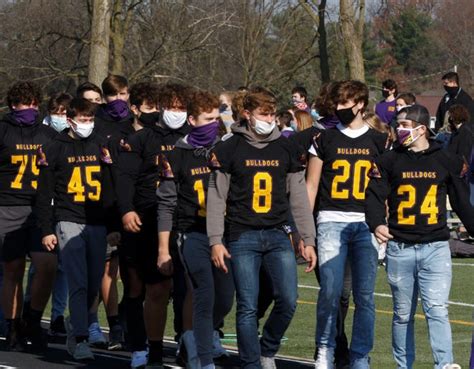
left=35, top=131, right=114, bottom=237
left=289, top=126, right=321, bottom=155
left=95, top=105, right=134, bottom=142
left=311, top=127, right=387, bottom=213
left=0, top=114, right=57, bottom=206
left=115, top=124, right=190, bottom=215
left=159, top=144, right=213, bottom=233
left=365, top=143, right=474, bottom=243
left=210, top=133, right=305, bottom=241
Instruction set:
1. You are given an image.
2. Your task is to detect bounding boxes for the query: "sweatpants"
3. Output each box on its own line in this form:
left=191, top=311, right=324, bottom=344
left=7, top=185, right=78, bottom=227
left=56, top=221, right=107, bottom=338
left=181, top=232, right=234, bottom=366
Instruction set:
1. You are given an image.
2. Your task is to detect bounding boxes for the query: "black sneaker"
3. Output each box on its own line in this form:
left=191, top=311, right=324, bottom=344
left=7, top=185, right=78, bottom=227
left=4, top=320, right=26, bottom=352
left=26, top=323, right=48, bottom=353
left=49, top=316, right=67, bottom=337
left=107, top=324, right=124, bottom=351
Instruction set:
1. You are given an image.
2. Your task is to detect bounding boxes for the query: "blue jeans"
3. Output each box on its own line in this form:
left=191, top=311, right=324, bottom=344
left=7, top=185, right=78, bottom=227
left=386, top=240, right=453, bottom=369
left=316, top=222, right=378, bottom=361
left=0, top=263, right=4, bottom=335
left=229, top=229, right=298, bottom=369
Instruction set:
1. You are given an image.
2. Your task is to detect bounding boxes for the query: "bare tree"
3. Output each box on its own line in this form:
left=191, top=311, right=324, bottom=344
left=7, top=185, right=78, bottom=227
left=340, top=0, right=366, bottom=81
left=89, top=0, right=111, bottom=85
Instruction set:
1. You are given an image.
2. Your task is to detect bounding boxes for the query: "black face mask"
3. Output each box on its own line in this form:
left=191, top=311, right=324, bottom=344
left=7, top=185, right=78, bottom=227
left=444, top=85, right=459, bottom=97
left=335, top=104, right=358, bottom=126
left=382, top=90, right=391, bottom=98
left=138, top=111, right=160, bottom=127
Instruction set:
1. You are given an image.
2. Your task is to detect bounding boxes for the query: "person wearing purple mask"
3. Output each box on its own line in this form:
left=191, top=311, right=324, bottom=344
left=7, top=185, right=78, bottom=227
left=0, top=81, right=57, bottom=352
left=157, top=90, right=234, bottom=369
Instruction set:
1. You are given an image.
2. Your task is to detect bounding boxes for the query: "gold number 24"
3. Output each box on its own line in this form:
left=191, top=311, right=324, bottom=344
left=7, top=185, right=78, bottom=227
left=397, top=184, right=438, bottom=225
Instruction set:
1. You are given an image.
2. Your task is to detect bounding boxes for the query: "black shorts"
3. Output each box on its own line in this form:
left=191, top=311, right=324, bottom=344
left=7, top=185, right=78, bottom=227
left=0, top=206, right=56, bottom=262
left=120, top=206, right=177, bottom=284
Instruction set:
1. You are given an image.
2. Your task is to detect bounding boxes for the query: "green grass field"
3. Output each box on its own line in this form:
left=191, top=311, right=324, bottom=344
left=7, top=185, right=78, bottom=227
left=40, top=258, right=474, bottom=368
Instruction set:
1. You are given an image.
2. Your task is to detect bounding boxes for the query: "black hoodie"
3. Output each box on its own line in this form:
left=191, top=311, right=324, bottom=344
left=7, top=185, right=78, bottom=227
left=95, top=104, right=135, bottom=144
left=35, top=130, right=114, bottom=237
left=365, top=142, right=474, bottom=243
left=115, top=123, right=191, bottom=216
left=0, top=113, right=56, bottom=206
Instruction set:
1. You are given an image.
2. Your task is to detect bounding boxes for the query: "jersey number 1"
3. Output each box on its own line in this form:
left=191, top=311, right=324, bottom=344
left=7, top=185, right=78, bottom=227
left=193, top=179, right=207, bottom=217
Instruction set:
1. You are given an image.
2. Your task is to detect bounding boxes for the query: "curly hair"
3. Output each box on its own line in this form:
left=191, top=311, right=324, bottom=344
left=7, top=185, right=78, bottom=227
left=6, top=81, right=42, bottom=109
left=313, top=82, right=337, bottom=117
left=158, top=83, right=192, bottom=110
left=47, top=92, right=73, bottom=114
left=129, top=82, right=160, bottom=108
left=187, top=90, right=219, bottom=118
left=448, top=104, right=470, bottom=126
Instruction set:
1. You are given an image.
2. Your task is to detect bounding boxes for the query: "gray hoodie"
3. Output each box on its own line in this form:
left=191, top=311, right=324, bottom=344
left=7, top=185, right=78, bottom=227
left=206, top=122, right=316, bottom=247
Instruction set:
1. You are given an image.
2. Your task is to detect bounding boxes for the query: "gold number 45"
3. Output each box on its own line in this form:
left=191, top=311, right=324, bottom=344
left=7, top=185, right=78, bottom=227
left=397, top=184, right=438, bottom=225
left=68, top=166, right=101, bottom=202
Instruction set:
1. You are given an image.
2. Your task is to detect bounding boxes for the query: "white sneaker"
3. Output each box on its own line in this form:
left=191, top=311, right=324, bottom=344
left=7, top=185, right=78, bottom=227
left=212, top=330, right=229, bottom=358
left=131, top=350, right=148, bottom=368
left=314, top=346, right=335, bottom=369
left=181, top=330, right=201, bottom=369
left=442, top=365, right=461, bottom=369
left=88, top=322, right=107, bottom=347
left=73, top=341, right=95, bottom=360
left=65, top=316, right=76, bottom=356
left=260, top=356, right=277, bottom=369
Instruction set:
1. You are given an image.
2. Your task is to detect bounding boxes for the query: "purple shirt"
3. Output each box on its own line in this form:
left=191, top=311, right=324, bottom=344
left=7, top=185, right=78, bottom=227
left=375, top=99, right=397, bottom=124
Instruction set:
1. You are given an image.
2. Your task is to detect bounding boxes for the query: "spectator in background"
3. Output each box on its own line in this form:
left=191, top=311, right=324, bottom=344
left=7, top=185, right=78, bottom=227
left=436, top=72, right=474, bottom=131
left=291, top=86, right=310, bottom=112
left=395, top=93, right=416, bottom=112
left=276, top=110, right=295, bottom=138
left=375, top=79, right=398, bottom=124
left=313, top=82, right=339, bottom=130
left=447, top=104, right=473, bottom=163
left=219, top=91, right=235, bottom=133
left=294, top=110, right=313, bottom=132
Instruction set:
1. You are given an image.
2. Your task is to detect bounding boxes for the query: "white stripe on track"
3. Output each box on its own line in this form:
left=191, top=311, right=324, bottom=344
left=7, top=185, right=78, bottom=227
left=297, top=284, right=474, bottom=308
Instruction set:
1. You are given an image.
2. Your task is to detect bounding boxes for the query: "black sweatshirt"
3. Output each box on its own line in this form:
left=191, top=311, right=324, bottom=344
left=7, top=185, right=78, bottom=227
left=35, top=130, right=114, bottom=237
left=0, top=113, right=56, bottom=206
left=115, top=123, right=190, bottom=216
left=448, top=123, right=474, bottom=163
left=365, top=142, right=474, bottom=243
left=436, top=88, right=474, bottom=131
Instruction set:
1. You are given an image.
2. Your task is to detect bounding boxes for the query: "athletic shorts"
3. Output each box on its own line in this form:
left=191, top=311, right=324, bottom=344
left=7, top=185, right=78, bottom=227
left=120, top=206, right=177, bottom=284
left=0, top=206, right=55, bottom=262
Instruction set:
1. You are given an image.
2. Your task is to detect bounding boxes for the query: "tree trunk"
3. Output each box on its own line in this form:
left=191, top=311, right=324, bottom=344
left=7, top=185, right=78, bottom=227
left=88, top=0, right=111, bottom=85
left=318, top=0, right=330, bottom=83
left=340, top=0, right=365, bottom=81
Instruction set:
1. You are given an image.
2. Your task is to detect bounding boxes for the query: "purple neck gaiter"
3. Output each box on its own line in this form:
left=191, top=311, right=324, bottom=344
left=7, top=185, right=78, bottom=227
left=12, top=108, right=39, bottom=126
left=319, top=115, right=340, bottom=129
left=104, top=99, right=129, bottom=120
left=187, top=121, right=219, bottom=148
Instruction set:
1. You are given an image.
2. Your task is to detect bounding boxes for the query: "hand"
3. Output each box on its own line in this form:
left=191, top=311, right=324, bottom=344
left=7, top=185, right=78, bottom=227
left=157, top=253, right=173, bottom=276
left=374, top=225, right=393, bottom=244
left=122, top=211, right=142, bottom=233
left=107, top=232, right=121, bottom=246
left=211, top=244, right=231, bottom=273
left=42, top=234, right=57, bottom=251
left=300, top=245, right=317, bottom=273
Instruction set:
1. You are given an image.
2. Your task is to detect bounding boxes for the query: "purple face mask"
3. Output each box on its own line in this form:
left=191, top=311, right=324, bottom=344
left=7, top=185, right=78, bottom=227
left=12, top=108, right=39, bottom=126
left=104, top=99, right=129, bottom=120
left=187, top=121, right=220, bottom=148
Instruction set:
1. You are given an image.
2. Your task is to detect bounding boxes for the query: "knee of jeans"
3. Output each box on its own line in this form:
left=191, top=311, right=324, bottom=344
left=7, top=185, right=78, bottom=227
left=274, top=290, right=297, bottom=313
left=423, top=302, right=449, bottom=319
left=393, top=307, right=415, bottom=324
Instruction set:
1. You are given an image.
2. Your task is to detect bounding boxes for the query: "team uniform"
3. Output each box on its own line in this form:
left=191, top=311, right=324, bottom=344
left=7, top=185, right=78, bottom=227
left=115, top=122, right=189, bottom=355
left=157, top=137, right=234, bottom=367
left=35, top=130, right=114, bottom=348
left=0, top=113, right=57, bottom=261
left=309, top=123, right=387, bottom=366
left=207, top=123, right=315, bottom=369
left=365, top=142, right=474, bottom=369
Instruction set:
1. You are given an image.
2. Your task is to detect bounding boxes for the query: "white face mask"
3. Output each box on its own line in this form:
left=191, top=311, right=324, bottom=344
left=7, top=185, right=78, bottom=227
left=162, top=110, right=187, bottom=129
left=253, top=118, right=276, bottom=135
left=71, top=119, right=94, bottom=138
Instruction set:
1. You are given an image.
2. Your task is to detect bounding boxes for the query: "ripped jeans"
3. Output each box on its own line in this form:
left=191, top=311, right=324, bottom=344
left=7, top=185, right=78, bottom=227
left=386, top=240, right=453, bottom=369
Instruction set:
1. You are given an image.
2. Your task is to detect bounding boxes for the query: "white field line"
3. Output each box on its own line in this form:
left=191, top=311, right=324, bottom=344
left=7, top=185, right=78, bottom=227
left=297, top=284, right=474, bottom=308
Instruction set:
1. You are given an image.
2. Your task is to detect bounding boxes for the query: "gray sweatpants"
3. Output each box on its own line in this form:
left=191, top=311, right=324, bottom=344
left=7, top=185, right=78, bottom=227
left=181, top=232, right=235, bottom=366
left=56, top=221, right=106, bottom=337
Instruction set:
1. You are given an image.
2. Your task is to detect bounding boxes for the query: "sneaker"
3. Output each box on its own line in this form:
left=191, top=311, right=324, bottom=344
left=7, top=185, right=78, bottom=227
left=108, top=324, right=124, bottom=351
left=442, top=365, right=462, bottom=369
left=315, top=346, right=335, bottom=369
left=212, top=330, right=229, bottom=358
left=49, top=315, right=67, bottom=337
left=260, top=356, right=277, bottom=369
left=65, top=316, right=76, bottom=356
left=131, top=350, right=148, bottom=369
left=350, top=356, right=370, bottom=369
left=88, top=322, right=107, bottom=348
left=4, top=320, right=26, bottom=352
left=73, top=341, right=95, bottom=361
left=25, top=322, right=48, bottom=352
